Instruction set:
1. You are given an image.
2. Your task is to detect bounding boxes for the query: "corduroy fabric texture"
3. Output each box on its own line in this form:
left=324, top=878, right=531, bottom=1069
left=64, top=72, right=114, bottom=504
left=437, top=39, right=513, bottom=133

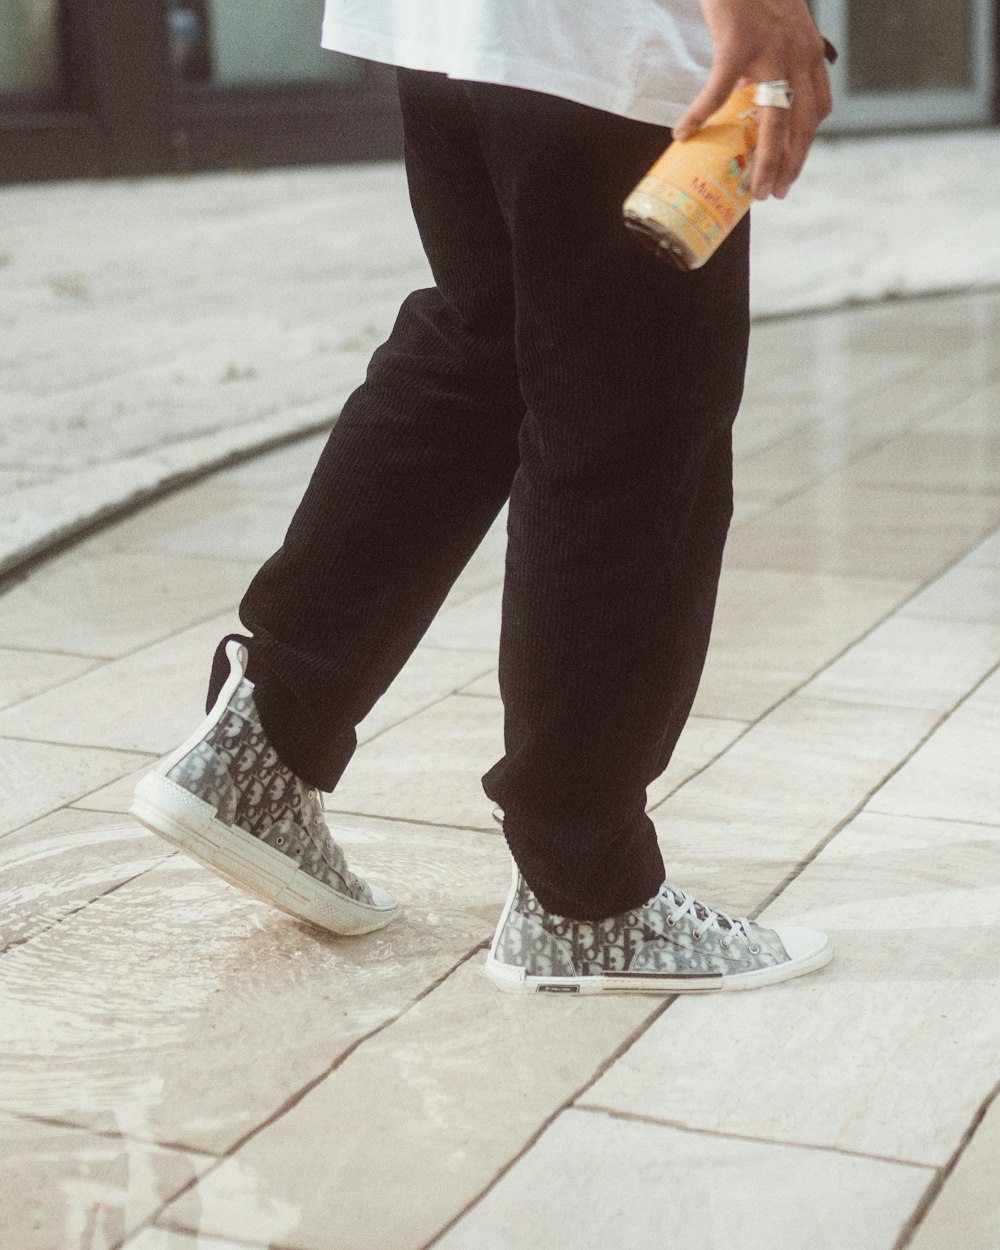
left=208, top=69, right=750, bottom=920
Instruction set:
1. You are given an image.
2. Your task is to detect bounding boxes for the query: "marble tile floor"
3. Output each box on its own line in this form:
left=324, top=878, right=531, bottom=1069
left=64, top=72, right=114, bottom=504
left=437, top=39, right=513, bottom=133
left=1, top=289, right=999, bottom=1250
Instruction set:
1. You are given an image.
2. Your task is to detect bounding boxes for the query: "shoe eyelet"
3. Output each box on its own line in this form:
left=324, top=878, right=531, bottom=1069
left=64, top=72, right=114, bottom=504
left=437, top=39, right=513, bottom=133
left=666, top=915, right=676, bottom=927
left=749, top=943, right=761, bottom=955
left=275, top=836, right=284, bottom=846
left=692, top=929, right=704, bottom=942
left=720, top=938, right=731, bottom=951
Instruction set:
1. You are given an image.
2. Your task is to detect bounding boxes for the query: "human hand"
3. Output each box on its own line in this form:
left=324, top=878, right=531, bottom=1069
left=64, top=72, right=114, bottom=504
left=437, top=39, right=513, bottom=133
left=673, top=0, right=833, bottom=200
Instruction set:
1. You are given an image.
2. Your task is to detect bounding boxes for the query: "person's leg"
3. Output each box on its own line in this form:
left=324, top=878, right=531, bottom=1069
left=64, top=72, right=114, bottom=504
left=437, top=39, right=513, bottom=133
left=459, top=86, right=833, bottom=990
left=133, top=71, right=526, bottom=936
left=466, top=84, right=750, bottom=920
left=218, top=70, right=526, bottom=791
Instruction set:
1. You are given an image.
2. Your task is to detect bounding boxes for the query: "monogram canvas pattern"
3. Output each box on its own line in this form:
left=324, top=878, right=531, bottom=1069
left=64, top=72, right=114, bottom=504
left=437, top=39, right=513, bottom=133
left=494, top=872, right=789, bottom=979
left=167, top=679, right=373, bottom=904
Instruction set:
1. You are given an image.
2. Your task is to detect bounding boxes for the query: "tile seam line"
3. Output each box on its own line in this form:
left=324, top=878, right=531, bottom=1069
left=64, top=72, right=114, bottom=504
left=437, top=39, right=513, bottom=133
left=0, top=653, right=496, bottom=754
left=67, top=802, right=147, bottom=818
left=748, top=654, right=1000, bottom=919
left=351, top=675, right=499, bottom=748
left=0, top=752, right=159, bottom=843
left=0, top=809, right=133, bottom=844
left=0, top=1106, right=220, bottom=1160
left=748, top=281, right=1000, bottom=326
left=725, top=382, right=945, bottom=485
left=18, top=613, right=492, bottom=676
left=0, top=599, right=262, bottom=679
left=0, top=732, right=157, bottom=755
left=151, top=1218, right=280, bottom=1250
left=652, top=565, right=993, bottom=830
left=122, top=941, right=490, bottom=1250
left=88, top=548, right=269, bottom=571
left=893, top=1075, right=1000, bottom=1250
left=420, top=991, right=683, bottom=1250
left=645, top=720, right=760, bottom=817
left=732, top=454, right=1000, bottom=551
left=732, top=388, right=986, bottom=485
left=729, top=363, right=1000, bottom=513
left=325, top=807, right=497, bottom=835
left=731, top=356, right=987, bottom=488
left=717, top=524, right=1000, bottom=737
left=572, top=1103, right=939, bottom=1172
left=0, top=642, right=104, bottom=660
left=863, top=810, right=1000, bottom=836
left=0, top=851, right=179, bottom=958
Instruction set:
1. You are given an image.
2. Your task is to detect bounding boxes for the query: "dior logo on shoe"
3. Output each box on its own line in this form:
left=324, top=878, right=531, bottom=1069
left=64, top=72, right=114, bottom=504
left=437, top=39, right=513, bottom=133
left=167, top=678, right=373, bottom=905
left=495, top=873, right=788, bottom=981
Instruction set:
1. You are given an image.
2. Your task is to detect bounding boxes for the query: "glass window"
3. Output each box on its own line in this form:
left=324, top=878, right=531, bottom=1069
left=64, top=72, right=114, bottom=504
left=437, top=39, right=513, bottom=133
left=0, top=0, right=60, bottom=99
left=848, top=0, right=973, bottom=94
left=167, top=0, right=363, bottom=87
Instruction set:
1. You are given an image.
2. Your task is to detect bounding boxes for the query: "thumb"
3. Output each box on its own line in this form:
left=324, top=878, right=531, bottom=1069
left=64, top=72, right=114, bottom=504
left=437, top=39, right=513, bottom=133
left=673, top=62, right=739, bottom=140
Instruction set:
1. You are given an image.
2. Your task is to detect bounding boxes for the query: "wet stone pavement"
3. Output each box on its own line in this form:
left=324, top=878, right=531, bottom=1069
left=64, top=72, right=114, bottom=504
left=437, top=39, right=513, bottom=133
left=2, top=289, right=1000, bottom=1249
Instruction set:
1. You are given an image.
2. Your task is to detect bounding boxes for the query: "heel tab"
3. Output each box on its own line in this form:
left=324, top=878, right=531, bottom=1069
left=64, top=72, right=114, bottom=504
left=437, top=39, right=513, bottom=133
left=210, top=637, right=251, bottom=718
left=207, top=632, right=253, bottom=715
left=224, top=637, right=249, bottom=671
left=155, top=635, right=253, bottom=776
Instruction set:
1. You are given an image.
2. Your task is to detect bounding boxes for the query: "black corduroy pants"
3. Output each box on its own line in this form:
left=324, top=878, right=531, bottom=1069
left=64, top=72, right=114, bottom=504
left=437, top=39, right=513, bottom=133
left=210, top=68, right=750, bottom=920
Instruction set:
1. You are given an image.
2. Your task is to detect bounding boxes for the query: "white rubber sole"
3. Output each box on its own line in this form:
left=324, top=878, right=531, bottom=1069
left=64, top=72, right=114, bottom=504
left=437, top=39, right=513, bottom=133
left=483, top=935, right=833, bottom=995
left=131, top=771, right=399, bottom=936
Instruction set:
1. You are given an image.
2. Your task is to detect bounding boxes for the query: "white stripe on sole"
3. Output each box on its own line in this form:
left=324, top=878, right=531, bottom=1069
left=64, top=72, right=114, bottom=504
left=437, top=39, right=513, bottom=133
left=130, top=771, right=398, bottom=936
left=483, top=938, right=833, bottom=995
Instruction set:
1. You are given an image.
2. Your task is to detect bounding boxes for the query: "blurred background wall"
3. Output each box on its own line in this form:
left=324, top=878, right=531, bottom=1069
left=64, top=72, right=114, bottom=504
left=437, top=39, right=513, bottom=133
left=0, top=0, right=996, bottom=183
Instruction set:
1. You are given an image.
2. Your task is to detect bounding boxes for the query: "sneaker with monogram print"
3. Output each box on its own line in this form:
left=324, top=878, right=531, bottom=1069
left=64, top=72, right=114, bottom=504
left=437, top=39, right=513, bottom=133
left=131, top=639, right=399, bottom=935
left=485, top=862, right=831, bottom=993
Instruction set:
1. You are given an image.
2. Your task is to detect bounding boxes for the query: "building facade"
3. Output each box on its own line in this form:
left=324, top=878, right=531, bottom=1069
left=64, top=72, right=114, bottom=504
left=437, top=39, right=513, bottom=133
left=0, top=0, right=996, bottom=183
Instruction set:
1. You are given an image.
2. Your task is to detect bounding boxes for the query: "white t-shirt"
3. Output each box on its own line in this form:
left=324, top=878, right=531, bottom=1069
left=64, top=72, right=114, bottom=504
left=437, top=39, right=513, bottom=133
left=321, top=1, right=714, bottom=128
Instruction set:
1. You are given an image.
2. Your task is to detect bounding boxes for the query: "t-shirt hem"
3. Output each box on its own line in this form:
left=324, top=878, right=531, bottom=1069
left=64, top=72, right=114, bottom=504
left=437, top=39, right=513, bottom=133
left=321, top=21, right=692, bottom=128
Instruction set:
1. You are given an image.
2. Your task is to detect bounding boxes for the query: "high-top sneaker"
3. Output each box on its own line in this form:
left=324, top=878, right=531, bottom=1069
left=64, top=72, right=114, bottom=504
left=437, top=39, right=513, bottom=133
left=485, top=861, right=831, bottom=993
left=131, top=639, right=399, bottom=935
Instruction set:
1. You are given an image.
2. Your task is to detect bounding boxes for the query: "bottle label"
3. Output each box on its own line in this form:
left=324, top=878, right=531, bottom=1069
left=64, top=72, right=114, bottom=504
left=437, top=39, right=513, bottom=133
left=623, top=85, right=759, bottom=269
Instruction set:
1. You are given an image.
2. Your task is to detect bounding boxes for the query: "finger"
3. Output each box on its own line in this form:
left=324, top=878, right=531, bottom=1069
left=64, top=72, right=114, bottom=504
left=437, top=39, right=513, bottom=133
left=772, top=75, right=819, bottom=197
left=673, top=60, right=739, bottom=140
left=813, top=58, right=833, bottom=121
left=749, top=102, right=791, bottom=199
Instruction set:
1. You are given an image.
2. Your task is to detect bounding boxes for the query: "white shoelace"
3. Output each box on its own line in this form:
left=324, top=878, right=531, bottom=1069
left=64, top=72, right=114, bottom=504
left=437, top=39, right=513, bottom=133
left=659, top=883, right=760, bottom=954
left=308, top=787, right=368, bottom=898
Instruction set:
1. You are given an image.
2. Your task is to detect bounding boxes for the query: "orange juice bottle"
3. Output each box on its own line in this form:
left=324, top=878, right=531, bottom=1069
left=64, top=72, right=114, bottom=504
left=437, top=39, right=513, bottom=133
left=623, top=82, right=759, bottom=271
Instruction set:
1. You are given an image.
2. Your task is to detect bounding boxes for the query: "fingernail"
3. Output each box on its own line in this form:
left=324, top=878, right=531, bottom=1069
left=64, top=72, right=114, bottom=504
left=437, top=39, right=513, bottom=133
left=755, top=183, right=773, bottom=201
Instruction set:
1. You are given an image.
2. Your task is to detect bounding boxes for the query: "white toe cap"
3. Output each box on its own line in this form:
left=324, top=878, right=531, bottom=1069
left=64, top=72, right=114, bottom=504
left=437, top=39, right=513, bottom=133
left=775, top=925, right=834, bottom=970
left=368, top=882, right=400, bottom=912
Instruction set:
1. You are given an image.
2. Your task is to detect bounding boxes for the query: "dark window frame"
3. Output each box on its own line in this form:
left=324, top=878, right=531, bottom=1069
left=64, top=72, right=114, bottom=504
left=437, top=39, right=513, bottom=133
left=0, top=0, right=402, bottom=184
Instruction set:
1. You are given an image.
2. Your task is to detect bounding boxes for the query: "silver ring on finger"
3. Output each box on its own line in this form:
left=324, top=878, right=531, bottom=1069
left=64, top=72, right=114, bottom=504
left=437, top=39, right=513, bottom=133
left=754, top=80, right=794, bottom=109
